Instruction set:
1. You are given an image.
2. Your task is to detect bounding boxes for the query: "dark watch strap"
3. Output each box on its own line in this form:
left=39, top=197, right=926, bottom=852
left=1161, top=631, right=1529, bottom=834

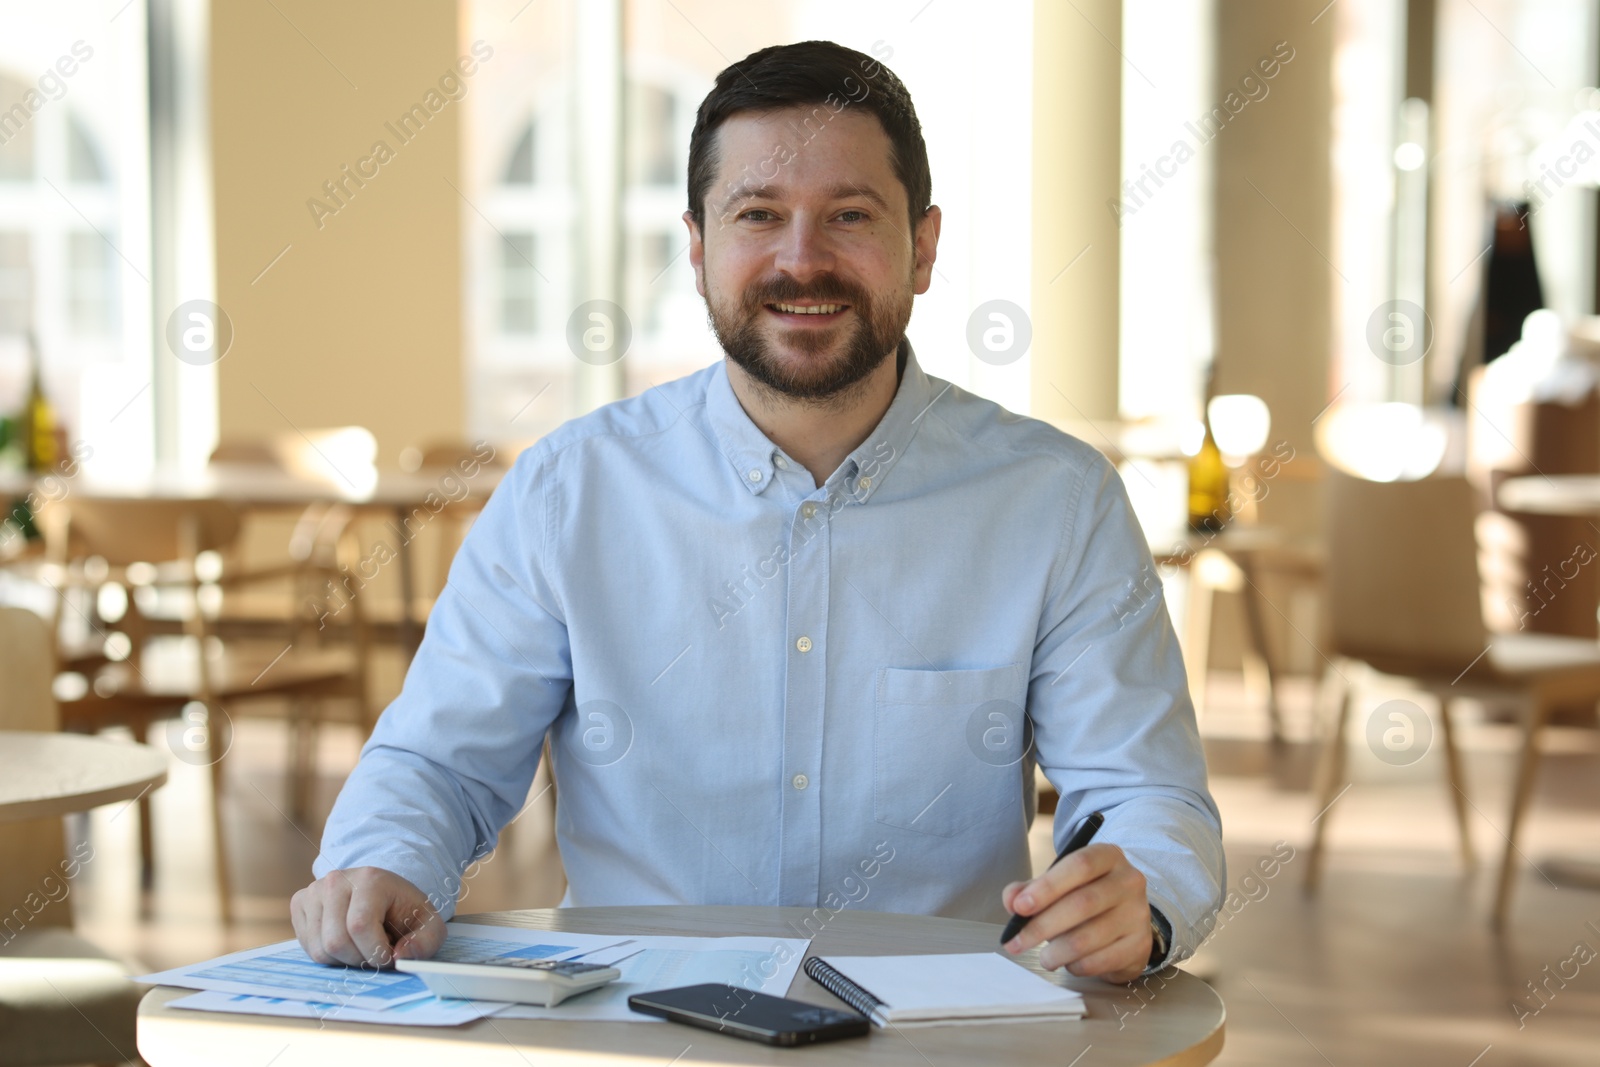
left=1147, top=906, right=1172, bottom=969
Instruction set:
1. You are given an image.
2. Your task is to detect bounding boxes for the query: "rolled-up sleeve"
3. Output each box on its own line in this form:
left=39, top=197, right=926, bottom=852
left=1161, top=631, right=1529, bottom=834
left=1028, top=450, right=1225, bottom=965
left=314, top=445, right=573, bottom=917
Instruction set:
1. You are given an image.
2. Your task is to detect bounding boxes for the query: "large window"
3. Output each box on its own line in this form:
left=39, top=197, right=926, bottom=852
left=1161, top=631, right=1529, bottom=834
left=1118, top=0, right=1215, bottom=422
left=0, top=3, right=153, bottom=473
left=461, top=1, right=714, bottom=445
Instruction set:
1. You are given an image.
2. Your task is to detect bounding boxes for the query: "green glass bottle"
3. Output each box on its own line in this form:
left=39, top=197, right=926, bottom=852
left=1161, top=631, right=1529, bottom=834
left=21, top=331, right=57, bottom=473
left=1187, top=370, right=1230, bottom=533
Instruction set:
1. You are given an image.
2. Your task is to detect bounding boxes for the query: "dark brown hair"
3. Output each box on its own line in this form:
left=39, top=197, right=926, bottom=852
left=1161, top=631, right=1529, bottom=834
left=686, top=40, right=931, bottom=231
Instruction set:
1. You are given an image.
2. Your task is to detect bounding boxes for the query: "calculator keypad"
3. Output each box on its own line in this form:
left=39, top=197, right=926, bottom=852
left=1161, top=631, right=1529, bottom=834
left=476, top=958, right=612, bottom=975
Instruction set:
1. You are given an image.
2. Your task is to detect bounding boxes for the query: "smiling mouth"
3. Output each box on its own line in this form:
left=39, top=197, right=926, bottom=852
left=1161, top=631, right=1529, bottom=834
left=764, top=302, right=851, bottom=325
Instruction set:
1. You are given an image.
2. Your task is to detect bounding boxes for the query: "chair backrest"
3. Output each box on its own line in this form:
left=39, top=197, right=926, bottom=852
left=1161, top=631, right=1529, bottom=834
left=0, top=607, right=59, bottom=731
left=0, top=606, right=74, bottom=932
left=43, top=499, right=243, bottom=567
left=1325, top=469, right=1489, bottom=670
left=415, top=439, right=511, bottom=470
left=208, top=440, right=279, bottom=465
left=211, top=426, right=376, bottom=485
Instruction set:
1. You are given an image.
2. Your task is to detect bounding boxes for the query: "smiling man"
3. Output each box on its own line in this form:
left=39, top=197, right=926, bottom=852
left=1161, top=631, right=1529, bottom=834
left=294, top=40, right=1224, bottom=986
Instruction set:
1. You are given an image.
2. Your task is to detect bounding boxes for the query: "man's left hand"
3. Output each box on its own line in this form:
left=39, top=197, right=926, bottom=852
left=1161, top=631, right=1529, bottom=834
left=1000, top=842, right=1152, bottom=984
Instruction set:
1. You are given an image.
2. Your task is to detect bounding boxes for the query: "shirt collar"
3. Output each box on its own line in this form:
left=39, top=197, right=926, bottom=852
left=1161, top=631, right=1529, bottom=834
left=704, top=337, right=941, bottom=503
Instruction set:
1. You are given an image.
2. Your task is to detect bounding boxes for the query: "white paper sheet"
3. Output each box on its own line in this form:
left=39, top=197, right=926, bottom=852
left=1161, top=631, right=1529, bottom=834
left=166, top=989, right=511, bottom=1027
left=140, top=924, right=811, bottom=1026
left=135, top=924, right=631, bottom=1010
left=496, top=935, right=811, bottom=1023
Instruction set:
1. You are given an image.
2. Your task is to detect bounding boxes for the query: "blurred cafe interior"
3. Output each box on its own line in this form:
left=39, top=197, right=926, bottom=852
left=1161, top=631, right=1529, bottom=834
left=1, top=1, right=1600, bottom=1064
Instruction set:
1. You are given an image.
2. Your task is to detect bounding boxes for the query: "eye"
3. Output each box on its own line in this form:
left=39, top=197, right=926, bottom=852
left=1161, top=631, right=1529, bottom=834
left=838, top=210, right=869, bottom=222
left=739, top=209, right=775, bottom=222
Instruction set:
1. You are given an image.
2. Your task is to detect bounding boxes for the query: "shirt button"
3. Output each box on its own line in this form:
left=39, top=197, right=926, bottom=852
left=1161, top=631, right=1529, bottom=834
left=801, top=502, right=817, bottom=519
left=795, top=636, right=813, bottom=653
left=774, top=456, right=789, bottom=470
left=748, top=468, right=763, bottom=482
left=792, top=773, right=809, bottom=790
left=859, top=476, right=873, bottom=490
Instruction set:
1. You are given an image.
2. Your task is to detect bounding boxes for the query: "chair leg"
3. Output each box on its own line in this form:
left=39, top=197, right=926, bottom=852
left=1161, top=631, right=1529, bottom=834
left=1437, top=697, right=1475, bottom=872
left=1182, top=569, right=1215, bottom=722
left=1492, top=696, right=1549, bottom=929
left=300, top=719, right=321, bottom=823
left=132, top=714, right=157, bottom=890
left=289, top=701, right=317, bottom=823
left=1304, top=663, right=1352, bottom=892
left=208, top=703, right=234, bottom=924
left=1236, top=556, right=1283, bottom=743
left=138, top=794, right=156, bottom=889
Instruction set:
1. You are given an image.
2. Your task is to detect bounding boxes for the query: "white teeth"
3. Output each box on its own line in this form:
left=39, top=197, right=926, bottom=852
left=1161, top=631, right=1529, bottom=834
left=773, top=303, right=843, bottom=315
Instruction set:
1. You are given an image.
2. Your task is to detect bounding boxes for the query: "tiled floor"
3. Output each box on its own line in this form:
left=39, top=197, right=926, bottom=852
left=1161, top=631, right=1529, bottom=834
left=71, top=671, right=1600, bottom=1065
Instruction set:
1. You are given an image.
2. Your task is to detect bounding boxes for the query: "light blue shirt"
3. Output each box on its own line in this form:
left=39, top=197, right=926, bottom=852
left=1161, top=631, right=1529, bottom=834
left=316, top=341, right=1225, bottom=965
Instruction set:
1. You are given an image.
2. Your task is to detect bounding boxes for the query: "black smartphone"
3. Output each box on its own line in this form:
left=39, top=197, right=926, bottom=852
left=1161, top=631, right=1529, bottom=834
left=628, top=983, right=870, bottom=1046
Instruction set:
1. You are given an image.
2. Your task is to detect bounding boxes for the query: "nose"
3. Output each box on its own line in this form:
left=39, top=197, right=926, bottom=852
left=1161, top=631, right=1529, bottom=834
left=771, top=213, right=837, bottom=284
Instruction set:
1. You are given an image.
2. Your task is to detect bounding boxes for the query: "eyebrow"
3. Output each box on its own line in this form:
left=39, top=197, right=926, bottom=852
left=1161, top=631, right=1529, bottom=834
left=719, top=182, right=893, bottom=216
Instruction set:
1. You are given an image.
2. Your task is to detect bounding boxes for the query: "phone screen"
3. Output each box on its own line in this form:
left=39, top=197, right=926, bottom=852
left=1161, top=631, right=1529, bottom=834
left=628, top=983, right=870, bottom=1046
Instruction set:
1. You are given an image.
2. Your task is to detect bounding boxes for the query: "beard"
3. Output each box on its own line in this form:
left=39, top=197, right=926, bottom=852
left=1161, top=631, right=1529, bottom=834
left=706, top=269, right=913, bottom=403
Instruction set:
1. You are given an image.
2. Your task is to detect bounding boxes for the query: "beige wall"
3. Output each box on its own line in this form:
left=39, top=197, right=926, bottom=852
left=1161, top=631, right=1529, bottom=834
left=1210, top=1, right=1336, bottom=672
left=1031, top=0, right=1122, bottom=423
left=1213, top=0, right=1335, bottom=460
left=211, top=0, right=464, bottom=466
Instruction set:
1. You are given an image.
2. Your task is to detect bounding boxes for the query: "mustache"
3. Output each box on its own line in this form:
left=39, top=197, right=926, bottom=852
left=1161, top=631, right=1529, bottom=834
left=745, top=275, right=867, bottom=308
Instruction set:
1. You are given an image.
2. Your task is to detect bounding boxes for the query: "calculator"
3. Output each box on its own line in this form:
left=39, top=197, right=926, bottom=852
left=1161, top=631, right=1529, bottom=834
left=394, top=956, right=622, bottom=1007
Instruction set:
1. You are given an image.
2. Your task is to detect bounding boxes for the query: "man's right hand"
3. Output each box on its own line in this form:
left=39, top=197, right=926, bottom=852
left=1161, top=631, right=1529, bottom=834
left=291, top=867, right=445, bottom=967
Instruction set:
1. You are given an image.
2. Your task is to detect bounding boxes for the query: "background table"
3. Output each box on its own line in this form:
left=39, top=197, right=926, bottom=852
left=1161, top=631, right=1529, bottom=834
left=0, top=463, right=504, bottom=659
left=137, top=905, right=1224, bottom=1066
left=1497, top=473, right=1600, bottom=516
left=0, top=730, right=168, bottom=822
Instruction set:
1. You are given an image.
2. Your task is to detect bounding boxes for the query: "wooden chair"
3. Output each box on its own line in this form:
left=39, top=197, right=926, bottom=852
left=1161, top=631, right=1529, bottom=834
left=1155, top=529, right=1323, bottom=742
left=38, top=499, right=370, bottom=922
left=1303, top=469, right=1600, bottom=925
left=200, top=429, right=378, bottom=643
left=211, top=425, right=377, bottom=486
left=414, top=439, right=511, bottom=598
left=0, top=606, right=144, bottom=1066
left=343, top=438, right=513, bottom=650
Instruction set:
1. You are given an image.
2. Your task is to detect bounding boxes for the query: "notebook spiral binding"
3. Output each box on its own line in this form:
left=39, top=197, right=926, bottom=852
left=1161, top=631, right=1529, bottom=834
left=804, top=956, right=884, bottom=1022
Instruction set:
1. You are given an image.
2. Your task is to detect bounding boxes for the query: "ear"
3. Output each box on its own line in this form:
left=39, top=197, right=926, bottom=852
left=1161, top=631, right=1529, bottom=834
left=684, top=210, right=707, bottom=298
left=912, top=204, right=942, bottom=296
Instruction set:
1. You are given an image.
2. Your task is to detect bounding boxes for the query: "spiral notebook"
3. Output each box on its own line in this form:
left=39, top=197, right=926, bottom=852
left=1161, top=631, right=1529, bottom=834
left=803, top=953, right=1086, bottom=1028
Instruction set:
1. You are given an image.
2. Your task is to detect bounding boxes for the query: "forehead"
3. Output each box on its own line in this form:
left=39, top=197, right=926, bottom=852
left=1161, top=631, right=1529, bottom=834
left=711, top=106, right=903, bottom=206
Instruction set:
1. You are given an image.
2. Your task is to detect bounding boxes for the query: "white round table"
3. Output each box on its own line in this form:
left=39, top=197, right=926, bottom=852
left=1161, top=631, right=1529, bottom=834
left=137, top=905, right=1225, bottom=1066
left=0, top=730, right=169, bottom=821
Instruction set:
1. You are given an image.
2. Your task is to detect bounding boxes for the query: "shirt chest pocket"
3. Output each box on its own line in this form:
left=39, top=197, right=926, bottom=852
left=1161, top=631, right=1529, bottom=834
left=873, top=663, right=1029, bottom=838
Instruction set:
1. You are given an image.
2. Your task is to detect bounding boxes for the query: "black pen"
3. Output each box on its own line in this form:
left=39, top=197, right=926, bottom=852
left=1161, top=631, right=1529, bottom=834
left=999, top=811, right=1105, bottom=947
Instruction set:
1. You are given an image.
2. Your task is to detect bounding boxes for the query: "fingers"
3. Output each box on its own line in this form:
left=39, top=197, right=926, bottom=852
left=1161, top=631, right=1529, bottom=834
left=1036, top=900, right=1146, bottom=972
left=316, top=874, right=367, bottom=966
left=1011, top=844, right=1123, bottom=916
left=1006, top=868, right=1120, bottom=954
left=1004, top=857, right=1145, bottom=953
left=390, top=895, right=446, bottom=960
left=1064, top=930, right=1149, bottom=984
left=294, top=868, right=437, bottom=967
left=291, top=885, right=323, bottom=961
left=1000, top=881, right=1027, bottom=912
left=345, top=879, right=396, bottom=968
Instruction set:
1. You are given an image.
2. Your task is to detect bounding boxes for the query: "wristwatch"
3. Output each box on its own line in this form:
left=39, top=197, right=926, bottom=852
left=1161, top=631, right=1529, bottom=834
left=1146, top=907, right=1172, bottom=969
